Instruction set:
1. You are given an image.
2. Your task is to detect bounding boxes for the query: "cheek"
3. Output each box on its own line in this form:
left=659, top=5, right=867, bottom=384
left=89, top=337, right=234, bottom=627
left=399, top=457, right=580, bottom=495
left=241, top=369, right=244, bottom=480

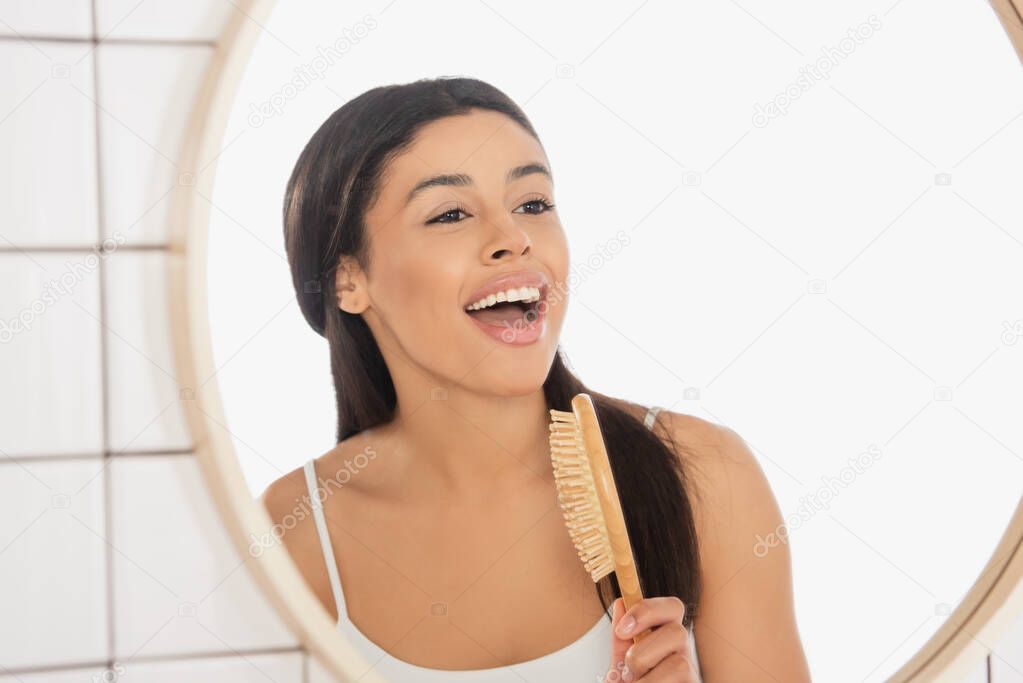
left=376, top=241, right=465, bottom=323
left=540, top=228, right=571, bottom=302
left=554, top=233, right=570, bottom=280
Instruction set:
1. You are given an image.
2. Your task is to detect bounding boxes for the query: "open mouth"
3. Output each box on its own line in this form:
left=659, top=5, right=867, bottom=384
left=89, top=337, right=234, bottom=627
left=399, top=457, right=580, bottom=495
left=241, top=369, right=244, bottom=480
left=463, top=285, right=547, bottom=328
left=465, top=299, right=540, bottom=326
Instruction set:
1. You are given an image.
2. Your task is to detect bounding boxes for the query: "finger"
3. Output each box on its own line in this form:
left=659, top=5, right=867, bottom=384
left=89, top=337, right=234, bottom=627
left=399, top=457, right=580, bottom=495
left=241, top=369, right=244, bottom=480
left=635, top=652, right=697, bottom=682
left=621, top=620, right=690, bottom=680
left=613, top=596, right=687, bottom=641
left=605, top=598, right=632, bottom=683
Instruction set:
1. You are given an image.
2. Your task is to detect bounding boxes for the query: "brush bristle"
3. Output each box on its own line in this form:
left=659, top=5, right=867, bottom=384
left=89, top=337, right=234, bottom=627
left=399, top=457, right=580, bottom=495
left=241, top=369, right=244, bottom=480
left=548, top=409, right=615, bottom=582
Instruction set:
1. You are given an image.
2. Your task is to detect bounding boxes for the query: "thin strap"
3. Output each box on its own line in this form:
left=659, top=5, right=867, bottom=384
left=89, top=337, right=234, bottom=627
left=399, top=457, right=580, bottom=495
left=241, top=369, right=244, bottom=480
left=644, top=405, right=663, bottom=430
left=303, top=459, right=347, bottom=624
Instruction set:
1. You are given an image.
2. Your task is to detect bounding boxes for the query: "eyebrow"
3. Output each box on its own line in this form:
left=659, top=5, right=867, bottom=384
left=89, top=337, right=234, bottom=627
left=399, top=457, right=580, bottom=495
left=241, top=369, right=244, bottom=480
left=404, top=162, right=552, bottom=207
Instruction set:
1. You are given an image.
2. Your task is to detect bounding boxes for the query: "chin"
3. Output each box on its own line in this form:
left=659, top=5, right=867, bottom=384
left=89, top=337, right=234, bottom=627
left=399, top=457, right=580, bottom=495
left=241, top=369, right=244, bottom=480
left=478, top=357, right=555, bottom=396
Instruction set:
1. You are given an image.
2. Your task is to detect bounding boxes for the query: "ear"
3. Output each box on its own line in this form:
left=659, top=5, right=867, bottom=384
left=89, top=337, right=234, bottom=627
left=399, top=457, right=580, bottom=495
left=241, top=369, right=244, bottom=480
left=334, top=255, right=369, bottom=314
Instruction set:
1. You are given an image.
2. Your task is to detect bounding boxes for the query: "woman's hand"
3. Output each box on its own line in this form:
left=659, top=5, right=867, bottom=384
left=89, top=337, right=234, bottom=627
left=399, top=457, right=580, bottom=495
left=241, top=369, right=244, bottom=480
left=605, top=596, right=699, bottom=682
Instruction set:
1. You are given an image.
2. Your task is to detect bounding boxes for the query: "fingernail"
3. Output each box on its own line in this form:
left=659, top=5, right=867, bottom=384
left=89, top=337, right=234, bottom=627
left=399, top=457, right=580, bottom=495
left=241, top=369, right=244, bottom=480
left=617, top=614, right=635, bottom=636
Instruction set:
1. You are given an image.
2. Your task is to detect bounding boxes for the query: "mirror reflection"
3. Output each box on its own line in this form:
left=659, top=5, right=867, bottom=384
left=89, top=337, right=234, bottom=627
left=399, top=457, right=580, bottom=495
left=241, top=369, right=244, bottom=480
left=204, top=2, right=1023, bottom=680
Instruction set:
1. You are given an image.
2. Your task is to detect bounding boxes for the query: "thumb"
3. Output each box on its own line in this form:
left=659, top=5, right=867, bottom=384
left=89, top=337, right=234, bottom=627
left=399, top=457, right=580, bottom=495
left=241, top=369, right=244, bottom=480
left=605, top=597, right=633, bottom=682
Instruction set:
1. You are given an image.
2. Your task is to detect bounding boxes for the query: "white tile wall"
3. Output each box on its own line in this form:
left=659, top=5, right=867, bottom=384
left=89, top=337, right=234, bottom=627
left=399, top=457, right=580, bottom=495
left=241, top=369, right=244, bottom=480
left=0, top=0, right=92, bottom=38
left=96, top=43, right=212, bottom=246
left=103, top=251, right=190, bottom=453
left=0, top=252, right=104, bottom=456
left=1, top=3, right=307, bottom=680
left=2, top=2, right=1022, bottom=682
left=0, top=652, right=302, bottom=683
left=124, top=650, right=303, bottom=682
left=964, top=657, right=991, bottom=683
left=95, top=0, right=235, bottom=42
left=0, top=667, right=110, bottom=683
left=993, top=609, right=1023, bottom=682
left=0, top=41, right=98, bottom=246
left=0, top=457, right=108, bottom=668
left=109, top=455, right=297, bottom=658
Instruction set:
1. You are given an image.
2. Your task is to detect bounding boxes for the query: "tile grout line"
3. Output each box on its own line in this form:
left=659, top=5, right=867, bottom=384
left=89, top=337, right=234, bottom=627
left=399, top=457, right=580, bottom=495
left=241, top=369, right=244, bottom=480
left=0, top=449, right=195, bottom=465
left=111, top=644, right=306, bottom=668
left=0, top=244, right=170, bottom=253
left=66, top=11, right=285, bottom=677
left=89, top=0, right=117, bottom=669
left=0, top=33, right=216, bottom=47
left=2, top=645, right=305, bottom=677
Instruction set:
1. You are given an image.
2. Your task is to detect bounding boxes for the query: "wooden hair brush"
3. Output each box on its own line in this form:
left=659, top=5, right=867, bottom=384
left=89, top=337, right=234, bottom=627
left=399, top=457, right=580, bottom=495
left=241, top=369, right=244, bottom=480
left=548, top=392, right=651, bottom=643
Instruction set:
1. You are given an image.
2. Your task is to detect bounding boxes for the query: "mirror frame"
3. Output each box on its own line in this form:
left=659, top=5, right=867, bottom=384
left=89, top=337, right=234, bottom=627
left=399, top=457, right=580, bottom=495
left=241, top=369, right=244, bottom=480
left=168, top=0, right=1023, bottom=679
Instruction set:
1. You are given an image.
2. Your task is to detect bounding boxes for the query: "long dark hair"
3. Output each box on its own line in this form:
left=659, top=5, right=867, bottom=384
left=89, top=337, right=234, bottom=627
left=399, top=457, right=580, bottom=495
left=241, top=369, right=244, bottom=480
left=283, top=76, right=702, bottom=628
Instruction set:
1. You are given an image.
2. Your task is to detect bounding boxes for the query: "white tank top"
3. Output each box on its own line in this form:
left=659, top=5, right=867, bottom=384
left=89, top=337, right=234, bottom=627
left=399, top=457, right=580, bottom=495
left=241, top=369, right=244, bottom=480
left=302, top=405, right=701, bottom=681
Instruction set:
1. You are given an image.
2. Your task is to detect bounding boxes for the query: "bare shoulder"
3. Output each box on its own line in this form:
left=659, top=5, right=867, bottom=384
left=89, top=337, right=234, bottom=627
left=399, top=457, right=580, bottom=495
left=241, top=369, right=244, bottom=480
left=612, top=399, right=758, bottom=495
left=613, top=400, right=788, bottom=583
left=650, top=408, right=812, bottom=680
left=258, top=426, right=387, bottom=530
left=655, top=409, right=774, bottom=513
left=258, top=462, right=310, bottom=530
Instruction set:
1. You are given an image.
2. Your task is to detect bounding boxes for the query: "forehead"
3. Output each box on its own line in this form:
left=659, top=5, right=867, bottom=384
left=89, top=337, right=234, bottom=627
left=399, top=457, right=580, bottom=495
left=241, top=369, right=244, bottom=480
left=383, top=109, right=548, bottom=194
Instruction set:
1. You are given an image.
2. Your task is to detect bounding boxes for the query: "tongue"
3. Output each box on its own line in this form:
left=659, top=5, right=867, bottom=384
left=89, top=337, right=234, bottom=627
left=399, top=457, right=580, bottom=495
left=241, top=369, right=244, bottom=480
left=467, top=302, right=527, bottom=326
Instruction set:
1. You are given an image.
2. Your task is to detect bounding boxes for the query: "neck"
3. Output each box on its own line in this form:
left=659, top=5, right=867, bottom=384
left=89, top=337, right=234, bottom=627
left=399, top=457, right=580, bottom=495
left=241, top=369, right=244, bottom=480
left=384, top=384, right=555, bottom=501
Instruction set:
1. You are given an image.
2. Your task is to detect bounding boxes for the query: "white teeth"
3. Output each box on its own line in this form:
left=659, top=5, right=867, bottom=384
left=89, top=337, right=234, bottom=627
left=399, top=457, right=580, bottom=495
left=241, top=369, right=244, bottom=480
left=465, top=286, right=542, bottom=311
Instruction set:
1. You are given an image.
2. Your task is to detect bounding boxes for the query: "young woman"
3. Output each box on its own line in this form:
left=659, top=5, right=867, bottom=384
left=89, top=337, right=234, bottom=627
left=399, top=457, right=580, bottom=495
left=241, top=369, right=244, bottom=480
left=261, top=76, right=811, bottom=682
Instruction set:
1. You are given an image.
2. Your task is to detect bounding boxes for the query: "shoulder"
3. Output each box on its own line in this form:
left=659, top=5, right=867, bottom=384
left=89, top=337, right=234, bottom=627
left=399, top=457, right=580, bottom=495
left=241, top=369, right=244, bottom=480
left=614, top=402, right=784, bottom=591
left=646, top=411, right=781, bottom=548
left=258, top=429, right=384, bottom=530
left=600, top=399, right=774, bottom=516
left=652, top=409, right=810, bottom=678
left=258, top=462, right=311, bottom=529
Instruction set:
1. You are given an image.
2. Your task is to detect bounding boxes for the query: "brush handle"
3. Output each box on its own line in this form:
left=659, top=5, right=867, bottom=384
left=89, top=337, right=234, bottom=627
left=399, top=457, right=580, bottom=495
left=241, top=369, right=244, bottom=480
left=614, top=509, right=652, bottom=643
left=571, top=394, right=652, bottom=644
left=619, top=558, right=652, bottom=643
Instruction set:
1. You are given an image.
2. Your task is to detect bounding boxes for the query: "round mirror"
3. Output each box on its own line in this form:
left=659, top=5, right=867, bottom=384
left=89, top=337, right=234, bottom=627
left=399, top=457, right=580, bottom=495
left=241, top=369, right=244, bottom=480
left=171, top=0, right=1023, bottom=681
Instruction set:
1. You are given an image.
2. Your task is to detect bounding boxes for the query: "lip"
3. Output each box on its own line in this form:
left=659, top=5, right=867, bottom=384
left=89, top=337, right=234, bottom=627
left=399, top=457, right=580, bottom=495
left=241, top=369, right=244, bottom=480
left=463, top=269, right=550, bottom=310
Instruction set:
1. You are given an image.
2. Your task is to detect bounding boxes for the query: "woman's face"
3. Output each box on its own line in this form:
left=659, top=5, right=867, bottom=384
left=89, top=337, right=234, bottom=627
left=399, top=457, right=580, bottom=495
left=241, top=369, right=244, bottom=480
left=339, top=108, right=570, bottom=397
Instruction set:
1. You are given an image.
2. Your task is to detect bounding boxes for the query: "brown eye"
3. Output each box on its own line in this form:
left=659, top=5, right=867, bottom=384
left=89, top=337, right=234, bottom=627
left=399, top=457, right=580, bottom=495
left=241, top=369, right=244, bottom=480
left=426, top=206, right=470, bottom=225
left=516, top=198, right=556, bottom=215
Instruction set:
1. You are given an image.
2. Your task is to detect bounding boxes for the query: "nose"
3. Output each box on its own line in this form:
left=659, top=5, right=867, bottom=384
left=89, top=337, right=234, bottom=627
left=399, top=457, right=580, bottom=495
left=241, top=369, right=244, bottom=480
left=483, top=217, right=533, bottom=262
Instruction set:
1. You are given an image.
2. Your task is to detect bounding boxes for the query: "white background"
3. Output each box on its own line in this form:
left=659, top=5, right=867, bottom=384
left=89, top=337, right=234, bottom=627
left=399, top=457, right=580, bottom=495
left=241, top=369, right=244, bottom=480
left=207, top=2, right=1023, bottom=681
